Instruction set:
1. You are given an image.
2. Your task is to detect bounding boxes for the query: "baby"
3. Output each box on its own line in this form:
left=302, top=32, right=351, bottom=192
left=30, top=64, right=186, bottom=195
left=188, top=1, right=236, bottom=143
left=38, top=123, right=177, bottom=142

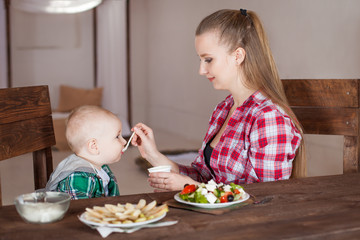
left=46, top=105, right=127, bottom=199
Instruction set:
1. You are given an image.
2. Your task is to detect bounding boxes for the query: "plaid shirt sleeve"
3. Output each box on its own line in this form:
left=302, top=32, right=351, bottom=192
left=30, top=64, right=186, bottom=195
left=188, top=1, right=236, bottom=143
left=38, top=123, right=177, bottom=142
left=247, top=107, right=300, bottom=182
left=57, top=172, right=103, bottom=200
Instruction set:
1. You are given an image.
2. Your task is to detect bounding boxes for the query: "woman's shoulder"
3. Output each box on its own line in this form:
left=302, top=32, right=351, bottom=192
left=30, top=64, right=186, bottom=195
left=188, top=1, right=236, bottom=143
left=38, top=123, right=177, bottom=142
left=251, top=91, right=287, bottom=116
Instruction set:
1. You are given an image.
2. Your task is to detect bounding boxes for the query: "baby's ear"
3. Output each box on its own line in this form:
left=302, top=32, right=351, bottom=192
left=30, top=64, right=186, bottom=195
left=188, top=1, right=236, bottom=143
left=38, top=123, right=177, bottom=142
left=87, top=138, right=99, bottom=155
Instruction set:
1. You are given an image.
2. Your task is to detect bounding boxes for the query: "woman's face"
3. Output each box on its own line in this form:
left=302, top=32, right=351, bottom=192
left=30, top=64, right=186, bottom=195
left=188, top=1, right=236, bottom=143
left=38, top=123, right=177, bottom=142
left=195, top=31, right=238, bottom=90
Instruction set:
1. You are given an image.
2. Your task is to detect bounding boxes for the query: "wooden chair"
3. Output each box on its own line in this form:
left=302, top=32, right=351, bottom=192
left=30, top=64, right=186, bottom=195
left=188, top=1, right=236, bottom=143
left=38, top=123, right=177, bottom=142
left=0, top=85, right=56, bottom=206
left=282, top=79, right=360, bottom=174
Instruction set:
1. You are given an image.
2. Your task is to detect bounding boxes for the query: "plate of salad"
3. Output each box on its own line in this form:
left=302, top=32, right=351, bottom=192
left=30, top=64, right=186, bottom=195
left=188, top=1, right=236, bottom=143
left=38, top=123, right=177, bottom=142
left=174, top=180, right=250, bottom=209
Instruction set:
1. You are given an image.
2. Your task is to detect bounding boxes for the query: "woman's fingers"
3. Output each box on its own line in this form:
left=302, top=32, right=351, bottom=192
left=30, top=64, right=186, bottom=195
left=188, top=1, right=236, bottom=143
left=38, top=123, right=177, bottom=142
left=133, top=123, right=153, bottom=136
left=131, top=126, right=146, bottom=146
left=148, top=173, right=171, bottom=190
left=148, top=172, right=170, bottom=185
left=149, top=172, right=170, bottom=179
left=131, top=123, right=154, bottom=146
left=131, top=127, right=142, bottom=146
left=148, top=172, right=193, bottom=191
left=130, top=123, right=161, bottom=163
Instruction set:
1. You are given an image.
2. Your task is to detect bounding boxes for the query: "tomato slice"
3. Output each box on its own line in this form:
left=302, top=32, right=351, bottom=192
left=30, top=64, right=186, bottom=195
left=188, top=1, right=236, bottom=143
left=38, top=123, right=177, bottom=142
left=220, top=192, right=233, bottom=203
left=180, top=184, right=196, bottom=195
left=234, top=189, right=241, bottom=194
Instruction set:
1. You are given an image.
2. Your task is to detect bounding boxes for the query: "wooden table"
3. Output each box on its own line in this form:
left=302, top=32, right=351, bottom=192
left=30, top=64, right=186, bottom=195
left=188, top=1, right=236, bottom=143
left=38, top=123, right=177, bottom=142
left=1, top=173, right=360, bottom=239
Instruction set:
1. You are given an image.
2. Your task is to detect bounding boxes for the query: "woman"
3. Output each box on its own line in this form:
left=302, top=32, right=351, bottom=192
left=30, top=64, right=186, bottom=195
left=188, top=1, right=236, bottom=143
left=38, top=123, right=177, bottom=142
left=132, top=9, right=305, bottom=191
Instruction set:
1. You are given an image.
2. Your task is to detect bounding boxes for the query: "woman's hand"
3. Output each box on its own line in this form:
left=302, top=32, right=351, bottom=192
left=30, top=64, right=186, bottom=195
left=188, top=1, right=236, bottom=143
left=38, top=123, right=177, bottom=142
left=148, top=172, right=199, bottom=191
left=131, top=123, right=179, bottom=171
left=131, top=123, right=160, bottom=162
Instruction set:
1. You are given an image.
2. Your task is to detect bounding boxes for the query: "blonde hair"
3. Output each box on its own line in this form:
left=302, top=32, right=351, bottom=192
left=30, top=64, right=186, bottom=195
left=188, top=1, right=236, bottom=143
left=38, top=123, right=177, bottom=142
left=196, top=9, right=306, bottom=178
left=65, top=105, right=118, bottom=153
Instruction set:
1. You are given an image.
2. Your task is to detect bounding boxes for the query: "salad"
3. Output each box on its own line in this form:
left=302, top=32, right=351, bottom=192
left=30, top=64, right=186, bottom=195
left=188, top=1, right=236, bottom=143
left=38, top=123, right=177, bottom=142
left=179, top=180, right=247, bottom=204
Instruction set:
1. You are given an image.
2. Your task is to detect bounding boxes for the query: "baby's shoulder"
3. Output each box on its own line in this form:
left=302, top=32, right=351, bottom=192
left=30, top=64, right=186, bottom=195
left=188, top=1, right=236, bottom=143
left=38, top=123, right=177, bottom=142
left=63, top=171, right=98, bottom=183
left=58, top=171, right=100, bottom=190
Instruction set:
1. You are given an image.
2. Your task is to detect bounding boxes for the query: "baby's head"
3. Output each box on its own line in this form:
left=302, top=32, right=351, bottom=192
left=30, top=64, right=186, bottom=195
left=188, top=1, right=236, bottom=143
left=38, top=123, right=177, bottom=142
left=66, top=105, right=127, bottom=167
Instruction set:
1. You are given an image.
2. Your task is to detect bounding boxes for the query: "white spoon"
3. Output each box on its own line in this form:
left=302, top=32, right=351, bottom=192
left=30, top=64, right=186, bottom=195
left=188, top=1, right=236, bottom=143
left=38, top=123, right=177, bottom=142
left=122, top=132, right=135, bottom=152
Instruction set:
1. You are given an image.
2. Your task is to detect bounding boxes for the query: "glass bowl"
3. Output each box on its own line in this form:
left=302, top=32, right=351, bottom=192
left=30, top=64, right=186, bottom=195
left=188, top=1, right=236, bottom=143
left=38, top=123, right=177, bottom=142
left=14, top=191, right=71, bottom=224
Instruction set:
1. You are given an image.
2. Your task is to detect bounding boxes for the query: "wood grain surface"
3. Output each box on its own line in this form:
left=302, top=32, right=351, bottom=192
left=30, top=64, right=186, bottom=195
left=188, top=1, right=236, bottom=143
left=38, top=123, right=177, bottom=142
left=0, top=173, right=359, bottom=240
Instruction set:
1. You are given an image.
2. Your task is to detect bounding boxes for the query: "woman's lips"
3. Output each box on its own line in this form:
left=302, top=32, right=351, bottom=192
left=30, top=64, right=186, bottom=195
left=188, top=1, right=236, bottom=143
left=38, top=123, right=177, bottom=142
left=208, top=77, right=215, bottom=82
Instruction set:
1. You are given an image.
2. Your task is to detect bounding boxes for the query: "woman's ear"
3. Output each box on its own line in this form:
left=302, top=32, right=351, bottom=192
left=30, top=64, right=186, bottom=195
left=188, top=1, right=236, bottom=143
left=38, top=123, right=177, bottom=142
left=234, top=47, right=246, bottom=65
left=87, top=138, right=99, bottom=155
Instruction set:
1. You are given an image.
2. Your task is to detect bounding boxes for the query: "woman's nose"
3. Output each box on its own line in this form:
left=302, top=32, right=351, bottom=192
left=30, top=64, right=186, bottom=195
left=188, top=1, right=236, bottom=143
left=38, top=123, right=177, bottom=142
left=198, top=62, right=208, bottom=75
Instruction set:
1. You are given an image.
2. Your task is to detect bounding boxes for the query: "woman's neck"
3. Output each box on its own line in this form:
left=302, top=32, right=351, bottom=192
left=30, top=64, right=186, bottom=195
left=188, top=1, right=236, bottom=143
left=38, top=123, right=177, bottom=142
left=230, top=87, right=257, bottom=107
left=228, top=73, right=257, bottom=107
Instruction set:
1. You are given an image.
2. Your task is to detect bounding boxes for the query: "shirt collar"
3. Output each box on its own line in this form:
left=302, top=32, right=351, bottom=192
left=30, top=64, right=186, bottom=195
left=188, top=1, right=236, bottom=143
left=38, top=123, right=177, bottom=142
left=223, top=90, right=264, bottom=110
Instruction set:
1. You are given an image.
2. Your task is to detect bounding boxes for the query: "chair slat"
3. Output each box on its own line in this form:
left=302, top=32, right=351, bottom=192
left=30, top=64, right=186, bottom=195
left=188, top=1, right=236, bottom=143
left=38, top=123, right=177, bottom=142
left=282, top=79, right=360, bottom=174
left=292, top=108, right=358, bottom=136
left=283, top=79, right=359, bottom=107
left=0, top=85, right=52, bottom=124
left=0, top=116, right=55, bottom=161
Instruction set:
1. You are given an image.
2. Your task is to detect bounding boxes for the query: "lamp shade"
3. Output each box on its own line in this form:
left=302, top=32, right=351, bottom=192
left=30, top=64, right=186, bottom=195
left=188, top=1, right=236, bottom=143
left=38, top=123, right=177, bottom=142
left=11, top=0, right=102, bottom=14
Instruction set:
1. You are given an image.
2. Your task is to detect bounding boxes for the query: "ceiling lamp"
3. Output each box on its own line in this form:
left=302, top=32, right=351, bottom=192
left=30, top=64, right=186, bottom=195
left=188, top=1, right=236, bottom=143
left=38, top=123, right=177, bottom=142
left=11, top=0, right=102, bottom=14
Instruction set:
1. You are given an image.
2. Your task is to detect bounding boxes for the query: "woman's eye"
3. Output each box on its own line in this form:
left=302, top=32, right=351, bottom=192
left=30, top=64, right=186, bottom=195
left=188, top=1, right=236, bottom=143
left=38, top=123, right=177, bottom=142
left=205, top=58, right=212, bottom=63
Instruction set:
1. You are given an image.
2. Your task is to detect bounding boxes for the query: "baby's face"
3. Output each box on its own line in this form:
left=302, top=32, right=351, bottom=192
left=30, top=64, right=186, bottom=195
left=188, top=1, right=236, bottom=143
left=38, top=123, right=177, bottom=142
left=96, top=116, right=127, bottom=165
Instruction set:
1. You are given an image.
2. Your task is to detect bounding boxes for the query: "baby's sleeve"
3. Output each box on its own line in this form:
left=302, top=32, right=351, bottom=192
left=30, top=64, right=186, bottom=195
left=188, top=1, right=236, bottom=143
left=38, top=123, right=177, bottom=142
left=56, top=172, right=100, bottom=199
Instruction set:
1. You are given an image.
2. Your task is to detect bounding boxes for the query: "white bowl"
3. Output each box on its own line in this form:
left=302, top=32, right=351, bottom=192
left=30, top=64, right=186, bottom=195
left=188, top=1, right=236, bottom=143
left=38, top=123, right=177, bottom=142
left=148, top=165, right=172, bottom=173
left=14, top=192, right=71, bottom=224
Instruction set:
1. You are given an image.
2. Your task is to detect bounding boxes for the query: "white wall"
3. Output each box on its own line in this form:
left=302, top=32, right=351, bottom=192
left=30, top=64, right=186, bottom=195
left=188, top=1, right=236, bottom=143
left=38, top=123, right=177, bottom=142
left=130, top=0, right=360, bottom=176
left=10, top=8, right=94, bottom=109
left=5, top=0, right=358, bottom=176
left=129, top=0, right=149, bottom=124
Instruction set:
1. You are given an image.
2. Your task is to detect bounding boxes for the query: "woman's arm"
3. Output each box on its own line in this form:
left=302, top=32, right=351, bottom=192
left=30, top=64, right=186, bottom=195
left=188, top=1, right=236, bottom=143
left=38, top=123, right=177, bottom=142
left=248, top=110, right=301, bottom=182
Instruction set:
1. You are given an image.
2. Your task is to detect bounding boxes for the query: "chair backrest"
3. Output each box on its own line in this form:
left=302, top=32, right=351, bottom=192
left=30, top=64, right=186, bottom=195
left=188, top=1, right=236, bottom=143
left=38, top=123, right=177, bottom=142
left=0, top=85, right=56, bottom=206
left=282, top=79, right=360, bottom=174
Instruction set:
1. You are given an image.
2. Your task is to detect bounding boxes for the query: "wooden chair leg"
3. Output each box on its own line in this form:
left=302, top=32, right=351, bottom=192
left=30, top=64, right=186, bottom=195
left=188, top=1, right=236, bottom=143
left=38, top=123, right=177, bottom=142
left=33, top=148, right=53, bottom=189
left=45, top=147, right=53, bottom=180
left=343, top=136, right=360, bottom=173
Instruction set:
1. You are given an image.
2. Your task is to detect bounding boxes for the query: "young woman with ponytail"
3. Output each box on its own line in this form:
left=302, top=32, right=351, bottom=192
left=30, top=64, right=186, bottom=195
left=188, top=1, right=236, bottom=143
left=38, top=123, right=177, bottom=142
left=132, top=9, right=305, bottom=191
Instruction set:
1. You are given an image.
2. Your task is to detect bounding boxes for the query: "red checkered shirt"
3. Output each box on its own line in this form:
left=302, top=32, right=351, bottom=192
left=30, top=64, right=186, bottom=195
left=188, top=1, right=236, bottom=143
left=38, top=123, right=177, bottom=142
left=179, top=91, right=301, bottom=184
